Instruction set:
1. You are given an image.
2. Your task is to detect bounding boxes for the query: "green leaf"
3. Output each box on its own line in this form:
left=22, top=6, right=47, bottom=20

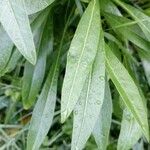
left=0, top=0, right=36, bottom=64
left=2, top=47, right=22, bottom=75
left=27, top=54, right=59, bottom=150
left=105, top=45, right=149, bottom=141
left=71, top=31, right=105, bottom=150
left=25, top=0, right=55, bottom=15
left=61, top=0, right=100, bottom=123
left=100, top=0, right=121, bottom=16
left=22, top=9, right=52, bottom=109
left=0, top=25, right=13, bottom=76
left=93, top=80, right=112, bottom=150
left=114, top=0, right=150, bottom=41
left=105, top=13, right=150, bottom=53
left=117, top=108, right=142, bottom=150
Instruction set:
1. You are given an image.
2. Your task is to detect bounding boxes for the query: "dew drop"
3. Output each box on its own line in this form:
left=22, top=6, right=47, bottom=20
left=74, top=110, right=78, bottom=115
left=79, top=101, right=82, bottom=105
left=96, top=101, right=101, bottom=105
left=99, top=75, right=105, bottom=81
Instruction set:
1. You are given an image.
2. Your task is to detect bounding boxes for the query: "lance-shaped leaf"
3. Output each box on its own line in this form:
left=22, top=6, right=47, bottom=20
left=27, top=55, right=59, bottom=150
left=117, top=108, right=142, bottom=150
left=71, top=32, right=105, bottom=150
left=61, top=0, right=100, bottom=123
left=22, top=9, right=52, bottom=109
left=25, top=0, right=55, bottom=15
left=114, top=0, right=150, bottom=41
left=0, top=0, right=36, bottom=64
left=93, top=80, right=112, bottom=150
left=0, top=25, right=13, bottom=76
left=104, top=13, right=150, bottom=53
left=105, top=45, right=149, bottom=141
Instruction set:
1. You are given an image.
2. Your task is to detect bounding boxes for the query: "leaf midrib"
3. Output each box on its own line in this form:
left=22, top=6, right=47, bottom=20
left=65, top=0, right=96, bottom=116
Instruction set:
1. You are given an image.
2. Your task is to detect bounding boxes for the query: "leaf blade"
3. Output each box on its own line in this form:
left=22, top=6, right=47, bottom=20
left=105, top=45, right=149, bottom=141
left=0, top=0, right=36, bottom=64
left=61, top=0, right=100, bottom=122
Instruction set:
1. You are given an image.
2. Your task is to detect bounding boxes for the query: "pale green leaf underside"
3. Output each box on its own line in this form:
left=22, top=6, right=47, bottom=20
left=25, top=0, right=55, bottom=15
left=117, top=108, right=142, bottom=150
left=93, top=80, right=112, bottom=150
left=27, top=62, right=59, bottom=150
left=61, top=0, right=100, bottom=123
left=22, top=9, right=51, bottom=109
left=0, top=0, right=36, bottom=64
left=114, top=0, right=150, bottom=42
left=71, top=32, right=105, bottom=150
left=0, top=25, right=13, bottom=76
left=105, top=45, right=149, bottom=141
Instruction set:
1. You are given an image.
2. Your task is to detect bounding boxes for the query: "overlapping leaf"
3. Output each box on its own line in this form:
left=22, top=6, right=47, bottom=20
left=0, top=25, right=13, bottom=76
left=71, top=31, right=105, bottom=150
left=114, top=0, right=150, bottom=41
left=118, top=108, right=142, bottom=150
left=93, top=80, right=112, bottom=150
left=61, top=0, right=100, bottom=122
left=0, top=0, right=36, bottom=64
left=22, top=9, right=52, bottom=109
left=105, top=45, right=149, bottom=141
left=25, top=0, right=55, bottom=15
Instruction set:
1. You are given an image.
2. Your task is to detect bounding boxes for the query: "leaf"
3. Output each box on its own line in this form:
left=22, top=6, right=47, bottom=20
left=105, top=13, right=150, bottom=53
left=93, top=80, right=112, bottom=150
left=105, top=45, right=149, bottom=141
left=27, top=54, right=59, bottom=150
left=2, top=47, right=22, bottom=75
left=114, top=0, right=150, bottom=41
left=61, top=0, right=100, bottom=123
left=100, top=0, right=121, bottom=16
left=22, top=9, right=52, bottom=109
left=117, top=108, right=142, bottom=150
left=71, top=31, right=105, bottom=150
left=0, top=0, right=36, bottom=64
left=0, top=25, right=13, bottom=76
left=25, top=0, right=55, bottom=15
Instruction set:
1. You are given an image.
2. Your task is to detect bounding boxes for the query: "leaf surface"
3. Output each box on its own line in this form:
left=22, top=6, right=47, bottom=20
left=105, top=45, right=149, bottom=141
left=25, top=0, right=55, bottom=15
left=0, top=0, right=36, bottom=64
left=93, top=80, right=112, bottom=150
left=22, top=9, right=52, bottom=109
left=117, top=108, right=142, bottom=150
left=61, top=0, right=100, bottom=122
left=71, top=31, right=105, bottom=150
left=0, top=25, right=13, bottom=76
left=114, top=0, right=150, bottom=41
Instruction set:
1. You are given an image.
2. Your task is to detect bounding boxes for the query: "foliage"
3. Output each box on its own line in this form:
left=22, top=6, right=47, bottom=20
left=0, top=0, right=150, bottom=149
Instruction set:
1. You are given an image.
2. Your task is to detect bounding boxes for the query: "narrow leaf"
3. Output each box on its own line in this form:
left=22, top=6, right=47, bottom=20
left=71, top=32, right=105, bottom=150
left=114, top=0, right=150, bottom=41
left=93, top=80, right=112, bottom=150
left=27, top=56, right=59, bottom=150
left=22, top=10, right=52, bottom=109
left=61, top=0, right=100, bottom=122
left=105, top=45, right=149, bottom=141
left=0, top=25, right=13, bottom=76
left=117, top=108, right=142, bottom=150
left=25, top=0, right=55, bottom=15
left=0, top=0, right=36, bottom=64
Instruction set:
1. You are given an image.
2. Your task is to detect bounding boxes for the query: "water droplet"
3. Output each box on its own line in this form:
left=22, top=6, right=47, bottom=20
left=79, top=101, right=82, bottom=105
left=96, top=101, right=101, bottom=105
left=99, top=75, right=105, bottom=81
left=74, top=110, right=78, bottom=115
